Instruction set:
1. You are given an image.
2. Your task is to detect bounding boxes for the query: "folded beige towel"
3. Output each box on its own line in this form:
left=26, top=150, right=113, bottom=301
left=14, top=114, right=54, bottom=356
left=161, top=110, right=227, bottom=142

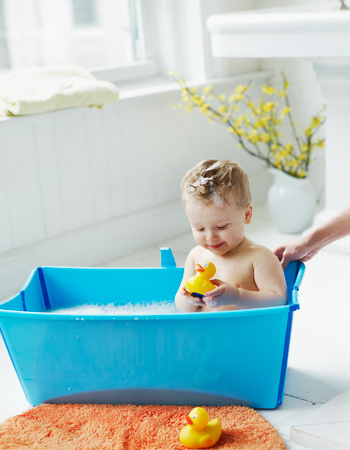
left=0, top=65, right=119, bottom=116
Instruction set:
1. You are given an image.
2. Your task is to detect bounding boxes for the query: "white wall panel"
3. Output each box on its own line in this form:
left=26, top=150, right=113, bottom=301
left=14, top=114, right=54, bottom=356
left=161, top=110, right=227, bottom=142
left=53, top=110, right=96, bottom=231
left=102, top=103, right=129, bottom=218
left=119, top=98, right=156, bottom=213
left=1, top=124, right=46, bottom=247
left=35, top=116, right=65, bottom=238
left=83, top=107, right=113, bottom=223
left=0, top=142, right=13, bottom=252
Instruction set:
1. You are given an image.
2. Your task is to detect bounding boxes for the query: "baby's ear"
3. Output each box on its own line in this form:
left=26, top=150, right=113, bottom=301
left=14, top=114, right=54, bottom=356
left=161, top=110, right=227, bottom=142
left=244, top=204, right=253, bottom=224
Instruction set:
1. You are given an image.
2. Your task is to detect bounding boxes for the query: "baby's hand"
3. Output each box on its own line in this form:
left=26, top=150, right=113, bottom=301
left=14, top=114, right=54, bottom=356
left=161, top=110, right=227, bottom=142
left=181, top=286, right=206, bottom=306
left=203, top=279, right=239, bottom=308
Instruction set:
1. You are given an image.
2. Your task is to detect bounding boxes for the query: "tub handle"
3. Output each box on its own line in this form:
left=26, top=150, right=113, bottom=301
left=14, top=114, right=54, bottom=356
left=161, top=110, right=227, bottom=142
left=160, top=247, right=176, bottom=268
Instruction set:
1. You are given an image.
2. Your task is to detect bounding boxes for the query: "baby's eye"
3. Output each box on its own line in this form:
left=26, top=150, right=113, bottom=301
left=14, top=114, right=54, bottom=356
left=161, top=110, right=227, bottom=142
left=197, top=228, right=205, bottom=232
left=217, top=225, right=228, bottom=230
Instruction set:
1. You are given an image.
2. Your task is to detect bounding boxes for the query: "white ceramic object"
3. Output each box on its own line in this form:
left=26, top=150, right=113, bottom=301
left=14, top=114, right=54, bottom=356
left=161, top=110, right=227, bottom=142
left=267, top=169, right=316, bottom=234
left=207, top=3, right=350, bottom=58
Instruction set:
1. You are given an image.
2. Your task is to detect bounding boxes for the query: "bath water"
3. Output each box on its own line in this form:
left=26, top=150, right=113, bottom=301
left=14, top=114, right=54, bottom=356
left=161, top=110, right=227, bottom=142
left=49, top=301, right=180, bottom=315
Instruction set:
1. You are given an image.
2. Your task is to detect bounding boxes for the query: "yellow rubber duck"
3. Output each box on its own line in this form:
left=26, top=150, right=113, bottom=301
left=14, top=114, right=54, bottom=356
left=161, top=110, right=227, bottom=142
left=184, top=262, right=216, bottom=298
left=179, top=407, right=222, bottom=449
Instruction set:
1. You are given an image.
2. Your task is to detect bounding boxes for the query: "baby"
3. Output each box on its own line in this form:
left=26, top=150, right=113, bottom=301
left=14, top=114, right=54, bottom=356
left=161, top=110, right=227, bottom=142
left=175, top=159, right=287, bottom=313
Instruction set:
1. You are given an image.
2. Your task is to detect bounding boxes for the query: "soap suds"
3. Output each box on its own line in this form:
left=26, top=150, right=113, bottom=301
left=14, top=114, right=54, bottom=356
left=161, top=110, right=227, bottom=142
left=49, top=301, right=179, bottom=316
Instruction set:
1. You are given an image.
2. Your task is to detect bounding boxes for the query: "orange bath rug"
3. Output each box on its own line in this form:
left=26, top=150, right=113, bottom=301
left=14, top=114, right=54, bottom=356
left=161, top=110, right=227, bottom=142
left=0, top=403, right=285, bottom=450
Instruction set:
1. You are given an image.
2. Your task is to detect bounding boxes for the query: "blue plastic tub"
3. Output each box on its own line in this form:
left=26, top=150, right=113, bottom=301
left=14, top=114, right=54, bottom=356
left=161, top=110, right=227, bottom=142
left=0, top=248, right=304, bottom=409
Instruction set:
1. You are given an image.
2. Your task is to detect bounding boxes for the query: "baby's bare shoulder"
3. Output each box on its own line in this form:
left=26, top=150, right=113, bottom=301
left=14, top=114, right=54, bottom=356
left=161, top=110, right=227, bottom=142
left=243, top=239, right=277, bottom=262
left=189, top=245, right=211, bottom=260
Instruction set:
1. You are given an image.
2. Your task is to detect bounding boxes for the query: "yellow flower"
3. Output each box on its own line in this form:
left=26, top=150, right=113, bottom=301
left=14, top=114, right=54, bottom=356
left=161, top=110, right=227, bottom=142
left=279, top=90, right=286, bottom=98
left=206, top=111, right=214, bottom=124
left=193, top=95, right=203, bottom=106
left=310, top=116, right=322, bottom=129
left=262, top=102, right=277, bottom=112
left=304, top=128, right=313, bottom=138
left=200, top=103, right=210, bottom=113
left=229, top=93, right=244, bottom=102
left=233, top=116, right=245, bottom=128
left=315, top=138, right=325, bottom=148
left=218, top=94, right=226, bottom=101
left=262, top=85, right=278, bottom=95
left=203, top=85, right=213, bottom=94
left=255, top=116, right=270, bottom=128
left=285, top=143, right=293, bottom=153
left=234, top=84, right=248, bottom=94
left=235, top=128, right=245, bottom=136
left=280, top=107, right=290, bottom=119
left=259, top=133, right=271, bottom=143
left=246, top=129, right=258, bottom=141
left=219, top=105, right=227, bottom=113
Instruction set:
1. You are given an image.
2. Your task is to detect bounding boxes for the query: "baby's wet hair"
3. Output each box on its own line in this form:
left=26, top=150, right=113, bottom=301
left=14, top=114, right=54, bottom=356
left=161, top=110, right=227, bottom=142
left=181, top=159, right=251, bottom=208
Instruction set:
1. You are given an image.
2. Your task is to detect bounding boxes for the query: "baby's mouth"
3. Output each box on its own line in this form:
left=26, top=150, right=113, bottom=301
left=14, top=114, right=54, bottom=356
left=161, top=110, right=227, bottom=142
left=208, top=243, right=224, bottom=250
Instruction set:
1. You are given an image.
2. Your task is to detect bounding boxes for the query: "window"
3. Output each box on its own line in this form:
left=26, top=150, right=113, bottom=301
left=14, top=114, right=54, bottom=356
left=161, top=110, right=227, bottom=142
left=0, top=0, right=146, bottom=73
left=0, top=0, right=245, bottom=84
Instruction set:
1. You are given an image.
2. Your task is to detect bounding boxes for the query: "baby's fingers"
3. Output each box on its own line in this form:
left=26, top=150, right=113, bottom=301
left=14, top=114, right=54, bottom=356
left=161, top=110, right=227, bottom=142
left=188, top=296, right=206, bottom=306
left=204, top=297, right=220, bottom=308
left=204, top=287, right=223, bottom=298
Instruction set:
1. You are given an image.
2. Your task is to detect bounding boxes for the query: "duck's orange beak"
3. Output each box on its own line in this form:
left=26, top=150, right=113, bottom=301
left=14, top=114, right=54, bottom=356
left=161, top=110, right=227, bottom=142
left=195, top=263, right=204, bottom=272
left=184, top=415, right=193, bottom=425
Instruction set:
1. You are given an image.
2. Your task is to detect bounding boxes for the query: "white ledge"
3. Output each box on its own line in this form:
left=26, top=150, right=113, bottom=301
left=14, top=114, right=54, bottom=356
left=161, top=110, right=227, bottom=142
left=207, top=4, right=350, bottom=58
left=208, top=7, right=350, bottom=34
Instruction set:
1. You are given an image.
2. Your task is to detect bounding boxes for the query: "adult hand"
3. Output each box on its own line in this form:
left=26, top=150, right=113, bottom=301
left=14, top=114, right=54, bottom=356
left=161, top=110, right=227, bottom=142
left=274, top=236, right=319, bottom=270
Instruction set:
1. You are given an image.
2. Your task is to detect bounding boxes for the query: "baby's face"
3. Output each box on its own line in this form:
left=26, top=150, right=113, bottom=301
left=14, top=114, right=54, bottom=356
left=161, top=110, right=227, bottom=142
left=185, top=194, right=252, bottom=256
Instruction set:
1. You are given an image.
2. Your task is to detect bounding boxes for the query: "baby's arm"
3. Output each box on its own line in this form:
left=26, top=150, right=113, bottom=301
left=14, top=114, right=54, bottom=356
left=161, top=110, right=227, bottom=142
left=175, top=249, right=204, bottom=312
left=204, top=249, right=287, bottom=309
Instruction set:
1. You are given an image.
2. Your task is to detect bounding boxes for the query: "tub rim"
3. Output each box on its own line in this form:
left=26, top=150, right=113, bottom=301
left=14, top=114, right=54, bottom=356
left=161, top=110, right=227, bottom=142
left=0, top=301, right=298, bottom=320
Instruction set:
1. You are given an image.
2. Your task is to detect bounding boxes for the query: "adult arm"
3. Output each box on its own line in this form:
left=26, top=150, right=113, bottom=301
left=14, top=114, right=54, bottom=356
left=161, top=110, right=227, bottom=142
left=274, top=204, right=350, bottom=269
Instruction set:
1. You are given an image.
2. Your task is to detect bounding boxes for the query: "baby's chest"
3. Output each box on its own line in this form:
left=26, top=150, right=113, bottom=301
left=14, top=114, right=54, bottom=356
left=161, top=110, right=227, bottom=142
left=214, top=260, right=256, bottom=289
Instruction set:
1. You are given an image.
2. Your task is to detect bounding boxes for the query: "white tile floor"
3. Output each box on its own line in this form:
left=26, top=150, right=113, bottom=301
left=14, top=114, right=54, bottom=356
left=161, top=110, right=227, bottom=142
left=1, top=205, right=350, bottom=449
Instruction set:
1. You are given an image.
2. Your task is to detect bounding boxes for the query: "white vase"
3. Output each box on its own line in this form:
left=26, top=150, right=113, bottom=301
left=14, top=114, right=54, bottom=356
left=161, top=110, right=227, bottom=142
left=267, top=168, right=316, bottom=234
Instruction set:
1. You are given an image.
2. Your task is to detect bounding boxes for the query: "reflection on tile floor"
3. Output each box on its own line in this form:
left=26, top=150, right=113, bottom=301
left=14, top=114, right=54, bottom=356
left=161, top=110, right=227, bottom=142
left=1, top=205, right=350, bottom=449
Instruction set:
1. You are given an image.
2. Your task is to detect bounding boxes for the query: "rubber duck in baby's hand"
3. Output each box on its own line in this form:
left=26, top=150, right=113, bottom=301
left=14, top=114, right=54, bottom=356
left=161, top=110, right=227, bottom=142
left=184, top=262, right=216, bottom=298
left=179, top=407, right=222, bottom=449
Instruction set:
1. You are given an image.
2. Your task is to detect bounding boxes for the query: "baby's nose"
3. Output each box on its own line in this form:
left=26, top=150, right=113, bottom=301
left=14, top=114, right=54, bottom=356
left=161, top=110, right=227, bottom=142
left=206, top=229, right=217, bottom=241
